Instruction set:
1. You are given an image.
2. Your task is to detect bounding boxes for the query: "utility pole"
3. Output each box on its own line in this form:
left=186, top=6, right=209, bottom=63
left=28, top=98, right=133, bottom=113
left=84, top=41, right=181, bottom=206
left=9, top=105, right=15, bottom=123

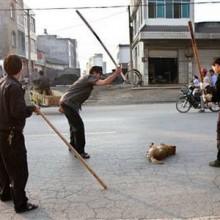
left=26, top=9, right=32, bottom=82
left=128, top=6, right=133, bottom=71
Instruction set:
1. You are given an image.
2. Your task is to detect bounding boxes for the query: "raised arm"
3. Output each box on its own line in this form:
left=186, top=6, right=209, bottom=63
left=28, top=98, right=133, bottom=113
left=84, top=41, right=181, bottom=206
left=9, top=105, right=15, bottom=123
left=95, top=67, right=122, bottom=86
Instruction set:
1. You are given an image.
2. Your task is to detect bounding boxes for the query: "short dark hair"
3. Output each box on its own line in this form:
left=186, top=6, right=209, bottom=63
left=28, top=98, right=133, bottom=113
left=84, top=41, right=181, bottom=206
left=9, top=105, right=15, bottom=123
left=4, top=54, right=22, bottom=75
left=89, top=66, right=103, bottom=75
left=213, top=58, right=220, bottom=66
left=209, top=69, right=214, bottom=74
left=39, top=70, right=44, bottom=76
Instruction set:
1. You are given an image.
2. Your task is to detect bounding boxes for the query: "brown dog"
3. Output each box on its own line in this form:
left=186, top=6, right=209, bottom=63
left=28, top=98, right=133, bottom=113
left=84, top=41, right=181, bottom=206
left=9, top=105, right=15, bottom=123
left=146, top=143, right=176, bottom=164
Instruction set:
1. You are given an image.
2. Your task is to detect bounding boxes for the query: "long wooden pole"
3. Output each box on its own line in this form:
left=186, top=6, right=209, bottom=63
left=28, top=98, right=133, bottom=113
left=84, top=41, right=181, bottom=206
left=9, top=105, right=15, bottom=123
left=38, top=110, right=108, bottom=190
left=76, top=10, right=127, bottom=81
left=188, top=21, right=203, bottom=82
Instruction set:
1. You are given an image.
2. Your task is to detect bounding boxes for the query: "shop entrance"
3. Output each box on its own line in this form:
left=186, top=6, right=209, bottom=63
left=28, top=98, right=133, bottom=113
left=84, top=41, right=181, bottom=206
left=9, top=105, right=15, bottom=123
left=149, top=58, right=178, bottom=84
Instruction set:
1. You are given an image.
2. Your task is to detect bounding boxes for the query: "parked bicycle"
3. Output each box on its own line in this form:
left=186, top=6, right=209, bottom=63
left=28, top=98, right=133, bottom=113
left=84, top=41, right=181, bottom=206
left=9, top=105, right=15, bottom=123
left=124, top=68, right=143, bottom=87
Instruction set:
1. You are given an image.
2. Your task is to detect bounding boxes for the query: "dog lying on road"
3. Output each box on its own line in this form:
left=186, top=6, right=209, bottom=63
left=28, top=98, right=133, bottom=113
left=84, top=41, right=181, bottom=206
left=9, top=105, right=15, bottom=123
left=146, top=143, right=176, bottom=164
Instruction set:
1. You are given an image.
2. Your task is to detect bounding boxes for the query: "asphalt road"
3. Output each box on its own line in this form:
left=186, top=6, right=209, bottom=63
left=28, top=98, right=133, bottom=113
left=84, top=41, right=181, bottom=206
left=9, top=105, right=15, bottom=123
left=1, top=103, right=220, bottom=220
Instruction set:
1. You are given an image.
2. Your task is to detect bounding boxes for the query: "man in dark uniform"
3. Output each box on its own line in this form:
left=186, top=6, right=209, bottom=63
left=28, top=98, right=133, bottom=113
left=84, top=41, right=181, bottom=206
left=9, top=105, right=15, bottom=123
left=59, top=66, right=122, bottom=159
left=207, top=58, right=220, bottom=167
left=0, top=55, right=40, bottom=213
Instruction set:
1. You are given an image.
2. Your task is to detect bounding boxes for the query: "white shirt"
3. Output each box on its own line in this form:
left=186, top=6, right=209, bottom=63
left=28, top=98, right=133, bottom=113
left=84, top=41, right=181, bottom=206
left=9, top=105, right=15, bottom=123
left=203, top=75, right=210, bottom=88
left=193, top=78, right=200, bottom=87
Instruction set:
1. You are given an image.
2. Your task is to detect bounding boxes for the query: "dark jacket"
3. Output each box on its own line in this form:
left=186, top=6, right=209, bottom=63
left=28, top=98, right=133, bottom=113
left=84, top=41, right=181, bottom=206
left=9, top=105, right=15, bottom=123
left=0, top=75, right=34, bottom=131
left=212, top=75, right=220, bottom=102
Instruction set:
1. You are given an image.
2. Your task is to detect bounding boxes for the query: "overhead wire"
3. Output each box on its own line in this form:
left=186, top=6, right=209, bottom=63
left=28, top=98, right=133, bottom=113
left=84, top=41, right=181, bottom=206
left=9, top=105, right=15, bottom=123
left=50, top=10, right=127, bottom=32
left=0, top=1, right=220, bottom=11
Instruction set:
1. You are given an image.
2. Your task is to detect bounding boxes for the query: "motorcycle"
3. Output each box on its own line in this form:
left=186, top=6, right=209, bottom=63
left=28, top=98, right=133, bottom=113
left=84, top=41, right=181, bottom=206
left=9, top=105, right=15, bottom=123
left=176, top=85, right=220, bottom=113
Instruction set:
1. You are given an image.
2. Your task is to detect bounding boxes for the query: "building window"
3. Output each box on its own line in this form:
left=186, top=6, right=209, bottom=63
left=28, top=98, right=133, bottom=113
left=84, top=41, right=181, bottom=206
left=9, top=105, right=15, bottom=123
left=166, top=0, right=173, bottom=18
left=148, top=0, right=190, bottom=18
left=174, top=0, right=181, bottom=18
left=182, top=0, right=190, bottom=18
left=17, top=10, right=24, bottom=26
left=11, top=31, right=16, bottom=48
left=149, top=0, right=156, bottom=18
left=134, top=47, right=138, bottom=68
left=157, top=0, right=165, bottom=18
left=10, top=4, right=15, bottom=19
left=17, top=31, right=25, bottom=56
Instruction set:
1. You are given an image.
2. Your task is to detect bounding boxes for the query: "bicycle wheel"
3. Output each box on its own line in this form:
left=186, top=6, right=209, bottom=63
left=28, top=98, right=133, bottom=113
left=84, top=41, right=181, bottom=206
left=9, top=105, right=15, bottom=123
left=124, top=69, right=143, bottom=87
left=176, top=96, right=191, bottom=113
left=209, top=102, right=220, bottom=112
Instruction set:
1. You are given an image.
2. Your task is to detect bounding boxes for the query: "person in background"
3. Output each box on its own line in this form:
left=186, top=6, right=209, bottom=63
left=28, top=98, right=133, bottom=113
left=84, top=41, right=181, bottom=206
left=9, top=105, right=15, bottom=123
left=201, top=68, right=210, bottom=89
left=210, top=68, right=218, bottom=88
left=205, top=68, right=217, bottom=95
left=191, top=75, right=201, bottom=103
left=199, top=68, right=210, bottom=112
left=37, top=70, right=52, bottom=95
left=193, top=75, right=200, bottom=88
left=0, top=55, right=40, bottom=213
left=59, top=66, right=122, bottom=159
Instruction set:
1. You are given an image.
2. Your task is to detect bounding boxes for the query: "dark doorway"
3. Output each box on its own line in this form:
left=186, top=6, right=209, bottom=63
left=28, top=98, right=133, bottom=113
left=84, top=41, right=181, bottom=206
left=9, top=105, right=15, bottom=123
left=149, top=58, right=178, bottom=84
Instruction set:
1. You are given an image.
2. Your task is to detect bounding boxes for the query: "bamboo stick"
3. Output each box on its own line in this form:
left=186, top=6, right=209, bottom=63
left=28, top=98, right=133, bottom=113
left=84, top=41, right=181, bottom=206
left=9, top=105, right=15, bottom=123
left=76, top=10, right=127, bottom=82
left=188, top=21, right=203, bottom=82
left=38, top=110, right=108, bottom=190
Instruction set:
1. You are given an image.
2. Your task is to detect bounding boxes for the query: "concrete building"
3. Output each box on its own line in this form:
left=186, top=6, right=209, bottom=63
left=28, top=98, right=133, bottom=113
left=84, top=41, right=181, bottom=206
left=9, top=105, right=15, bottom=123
left=86, top=53, right=107, bottom=74
left=37, top=34, right=79, bottom=69
left=0, top=0, right=37, bottom=77
left=36, top=34, right=80, bottom=85
left=130, top=0, right=220, bottom=85
left=117, top=44, right=130, bottom=72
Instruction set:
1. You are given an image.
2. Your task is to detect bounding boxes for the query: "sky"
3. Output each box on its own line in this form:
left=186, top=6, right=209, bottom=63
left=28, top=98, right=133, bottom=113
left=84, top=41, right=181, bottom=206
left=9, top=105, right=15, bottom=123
left=24, top=0, right=220, bottom=72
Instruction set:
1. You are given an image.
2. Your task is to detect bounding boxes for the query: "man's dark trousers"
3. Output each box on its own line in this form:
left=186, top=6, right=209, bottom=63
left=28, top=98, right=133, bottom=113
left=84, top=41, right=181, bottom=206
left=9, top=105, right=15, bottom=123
left=62, top=104, right=86, bottom=154
left=0, top=131, right=28, bottom=210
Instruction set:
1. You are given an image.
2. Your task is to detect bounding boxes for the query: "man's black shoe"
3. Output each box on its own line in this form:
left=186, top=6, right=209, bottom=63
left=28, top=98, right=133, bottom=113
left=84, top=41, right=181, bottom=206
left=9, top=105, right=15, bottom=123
left=80, top=152, right=90, bottom=159
left=209, top=160, right=220, bottom=167
left=15, top=203, right=38, bottom=213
